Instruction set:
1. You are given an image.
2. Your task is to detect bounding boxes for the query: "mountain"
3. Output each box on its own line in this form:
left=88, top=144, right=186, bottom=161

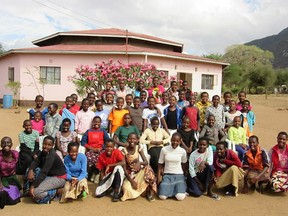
left=245, top=27, right=288, bottom=68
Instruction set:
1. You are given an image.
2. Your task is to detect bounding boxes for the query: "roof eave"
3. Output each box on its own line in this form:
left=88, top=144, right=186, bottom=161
left=32, top=32, right=183, bottom=49
left=2, top=49, right=229, bottom=66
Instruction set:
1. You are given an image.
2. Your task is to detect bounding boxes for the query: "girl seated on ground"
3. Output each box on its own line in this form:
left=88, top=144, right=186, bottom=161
left=0, top=137, right=21, bottom=209
left=121, top=133, right=157, bottom=202
left=157, top=133, right=187, bottom=201
left=81, top=116, right=109, bottom=183
left=242, top=135, right=269, bottom=194
left=187, top=137, right=219, bottom=200
left=55, top=118, right=78, bottom=160
left=269, top=131, right=288, bottom=192
left=140, top=117, right=170, bottom=174
left=213, top=141, right=245, bottom=196
left=95, top=139, right=125, bottom=202
left=60, top=142, right=89, bottom=202
left=27, top=136, right=66, bottom=204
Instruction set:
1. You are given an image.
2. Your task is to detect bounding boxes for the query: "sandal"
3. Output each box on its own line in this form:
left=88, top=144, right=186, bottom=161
left=210, top=193, right=220, bottom=201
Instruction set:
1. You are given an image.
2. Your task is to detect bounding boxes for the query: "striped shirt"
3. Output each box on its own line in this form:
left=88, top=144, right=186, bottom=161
left=18, top=130, right=39, bottom=151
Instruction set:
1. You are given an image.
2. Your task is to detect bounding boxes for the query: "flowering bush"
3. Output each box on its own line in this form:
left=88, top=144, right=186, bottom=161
left=69, top=60, right=177, bottom=96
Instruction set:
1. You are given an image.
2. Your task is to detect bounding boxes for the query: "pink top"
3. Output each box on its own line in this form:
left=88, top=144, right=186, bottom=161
left=236, top=102, right=252, bottom=111
left=75, top=109, right=95, bottom=134
left=31, top=119, right=45, bottom=135
left=148, top=85, right=165, bottom=104
left=0, top=150, right=19, bottom=177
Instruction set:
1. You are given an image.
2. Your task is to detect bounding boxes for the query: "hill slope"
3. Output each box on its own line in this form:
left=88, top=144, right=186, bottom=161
left=245, top=27, right=288, bottom=68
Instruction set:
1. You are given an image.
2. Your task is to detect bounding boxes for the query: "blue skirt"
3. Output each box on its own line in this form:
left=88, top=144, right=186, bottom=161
left=158, top=174, right=187, bottom=197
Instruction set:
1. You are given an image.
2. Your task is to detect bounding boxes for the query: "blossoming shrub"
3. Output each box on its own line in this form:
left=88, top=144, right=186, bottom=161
left=69, top=60, right=177, bottom=96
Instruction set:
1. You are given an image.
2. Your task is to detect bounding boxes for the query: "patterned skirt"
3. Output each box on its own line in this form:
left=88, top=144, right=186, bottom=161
left=86, top=149, right=105, bottom=167
left=121, top=165, right=157, bottom=201
left=60, top=178, right=89, bottom=202
left=270, top=171, right=288, bottom=192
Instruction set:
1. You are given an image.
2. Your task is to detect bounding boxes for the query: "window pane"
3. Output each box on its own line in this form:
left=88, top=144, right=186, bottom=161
left=201, top=74, right=214, bottom=90
left=39, top=66, right=61, bottom=85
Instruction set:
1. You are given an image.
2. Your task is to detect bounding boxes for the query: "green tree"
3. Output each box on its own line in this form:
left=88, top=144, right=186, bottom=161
left=203, top=53, right=223, bottom=60
left=0, top=43, right=5, bottom=54
left=274, top=68, right=288, bottom=86
left=222, top=45, right=274, bottom=91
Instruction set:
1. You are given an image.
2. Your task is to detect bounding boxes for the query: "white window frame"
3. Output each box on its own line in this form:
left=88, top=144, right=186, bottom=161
left=40, top=66, right=61, bottom=84
left=201, top=74, right=214, bottom=90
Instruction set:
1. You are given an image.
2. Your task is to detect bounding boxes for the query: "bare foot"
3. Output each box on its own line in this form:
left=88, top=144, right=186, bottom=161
left=241, top=186, right=249, bottom=194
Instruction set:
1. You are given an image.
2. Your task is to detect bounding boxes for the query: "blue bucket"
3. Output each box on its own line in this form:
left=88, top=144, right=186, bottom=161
left=3, top=95, right=13, bottom=109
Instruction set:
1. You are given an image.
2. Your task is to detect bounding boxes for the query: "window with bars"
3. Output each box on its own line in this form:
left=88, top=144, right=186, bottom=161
left=40, top=66, right=61, bottom=84
left=8, top=67, right=14, bottom=82
left=201, top=74, right=214, bottom=90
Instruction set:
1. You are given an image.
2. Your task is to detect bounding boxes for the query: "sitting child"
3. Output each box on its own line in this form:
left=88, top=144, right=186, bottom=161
left=95, top=139, right=125, bottom=202
left=81, top=116, right=109, bottom=183
left=16, top=120, right=40, bottom=175
left=60, top=142, right=89, bottom=202
left=242, top=135, right=269, bottom=194
left=121, top=133, right=157, bottom=201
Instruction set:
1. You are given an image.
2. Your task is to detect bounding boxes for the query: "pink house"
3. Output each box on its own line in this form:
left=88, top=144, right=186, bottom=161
left=0, top=28, right=228, bottom=104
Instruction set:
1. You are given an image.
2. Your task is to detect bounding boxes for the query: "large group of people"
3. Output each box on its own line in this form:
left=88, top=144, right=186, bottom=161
left=0, top=77, right=287, bottom=208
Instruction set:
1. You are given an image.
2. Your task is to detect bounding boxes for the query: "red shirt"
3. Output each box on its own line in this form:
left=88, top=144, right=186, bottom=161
left=0, top=150, right=18, bottom=177
left=97, top=149, right=124, bottom=173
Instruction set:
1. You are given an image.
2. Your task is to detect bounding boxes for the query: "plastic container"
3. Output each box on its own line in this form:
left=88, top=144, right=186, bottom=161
left=2, top=95, right=13, bottom=109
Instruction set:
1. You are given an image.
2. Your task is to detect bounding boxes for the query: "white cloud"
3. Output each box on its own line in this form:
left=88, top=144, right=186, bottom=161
left=0, top=0, right=288, bottom=55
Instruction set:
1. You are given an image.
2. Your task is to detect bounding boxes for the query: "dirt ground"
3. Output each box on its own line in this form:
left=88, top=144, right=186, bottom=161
left=1, top=94, right=288, bottom=216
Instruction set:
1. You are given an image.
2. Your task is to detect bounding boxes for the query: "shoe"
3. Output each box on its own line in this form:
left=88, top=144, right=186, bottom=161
left=225, top=191, right=235, bottom=196
left=94, top=174, right=100, bottom=184
left=112, top=193, right=120, bottom=202
left=81, top=191, right=87, bottom=199
left=147, top=195, right=155, bottom=202
left=210, top=193, right=220, bottom=201
left=90, top=173, right=96, bottom=182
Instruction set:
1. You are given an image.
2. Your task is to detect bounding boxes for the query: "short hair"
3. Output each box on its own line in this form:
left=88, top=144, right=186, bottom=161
left=95, top=99, right=102, bottom=106
left=62, top=118, right=71, bottom=125
left=34, top=111, right=42, bottom=117
left=212, top=95, right=220, bottom=100
left=125, top=94, right=133, bottom=98
left=43, top=135, right=54, bottom=144
left=140, top=90, right=147, bottom=95
left=116, top=97, right=124, bottom=102
left=277, top=131, right=288, bottom=138
left=238, top=91, right=246, bottom=96
left=249, top=135, right=259, bottom=143
left=147, top=96, right=155, bottom=101
left=105, top=138, right=115, bottom=145
left=23, top=119, right=31, bottom=125
left=150, top=116, right=159, bottom=124
left=170, top=81, right=177, bottom=86
left=223, top=91, right=232, bottom=97
left=128, top=132, right=139, bottom=139
left=87, top=92, right=95, bottom=97
left=172, top=132, right=182, bottom=140
left=81, top=98, right=89, bottom=104
left=200, top=92, right=209, bottom=98
left=67, top=142, right=79, bottom=152
left=35, top=95, right=44, bottom=101
left=93, top=116, right=102, bottom=122
left=133, top=96, right=140, bottom=101
left=216, top=141, right=227, bottom=149
left=242, top=100, right=250, bottom=105
left=198, top=137, right=209, bottom=144
left=49, top=103, right=58, bottom=109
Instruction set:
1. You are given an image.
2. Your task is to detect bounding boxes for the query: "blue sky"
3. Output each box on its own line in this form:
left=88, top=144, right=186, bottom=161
left=0, top=0, right=288, bottom=55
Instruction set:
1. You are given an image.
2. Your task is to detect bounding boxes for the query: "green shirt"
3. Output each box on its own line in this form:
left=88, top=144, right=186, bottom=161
left=114, top=125, right=140, bottom=143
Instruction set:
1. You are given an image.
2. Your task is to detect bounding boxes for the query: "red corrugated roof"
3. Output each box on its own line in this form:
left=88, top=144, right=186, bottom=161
left=8, top=44, right=228, bottom=65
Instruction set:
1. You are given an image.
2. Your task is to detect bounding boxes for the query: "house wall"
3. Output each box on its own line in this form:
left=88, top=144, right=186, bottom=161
left=0, top=53, right=223, bottom=103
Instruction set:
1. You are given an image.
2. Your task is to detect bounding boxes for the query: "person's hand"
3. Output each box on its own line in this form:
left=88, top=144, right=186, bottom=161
left=132, top=162, right=141, bottom=172
left=105, top=165, right=110, bottom=175
left=27, top=170, right=35, bottom=181
left=219, top=158, right=225, bottom=163
left=93, top=148, right=100, bottom=153
left=187, top=146, right=193, bottom=154
left=198, top=161, right=206, bottom=172
left=213, top=177, right=219, bottom=183
left=250, top=176, right=259, bottom=184
left=29, top=186, right=35, bottom=198
left=33, top=154, right=38, bottom=160
left=131, top=180, right=138, bottom=190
